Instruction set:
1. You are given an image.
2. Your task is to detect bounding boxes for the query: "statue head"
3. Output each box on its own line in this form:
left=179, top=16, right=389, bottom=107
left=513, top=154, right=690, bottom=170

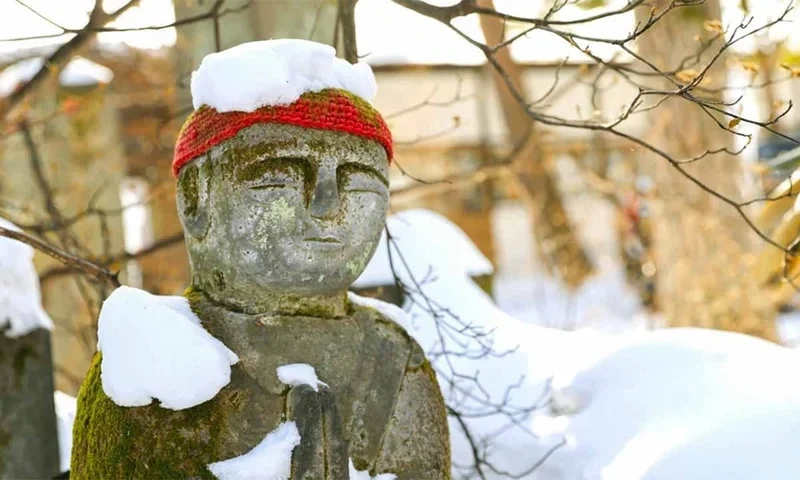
left=172, top=42, right=392, bottom=312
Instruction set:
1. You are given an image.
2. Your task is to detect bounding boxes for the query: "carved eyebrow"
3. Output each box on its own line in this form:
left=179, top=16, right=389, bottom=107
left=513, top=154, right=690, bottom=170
left=236, top=157, right=314, bottom=183
left=337, top=162, right=389, bottom=187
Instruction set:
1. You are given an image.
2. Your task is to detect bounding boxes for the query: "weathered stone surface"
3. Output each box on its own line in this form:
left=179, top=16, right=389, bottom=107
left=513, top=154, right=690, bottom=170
left=72, top=298, right=449, bottom=479
left=0, top=329, right=60, bottom=479
left=72, top=122, right=451, bottom=478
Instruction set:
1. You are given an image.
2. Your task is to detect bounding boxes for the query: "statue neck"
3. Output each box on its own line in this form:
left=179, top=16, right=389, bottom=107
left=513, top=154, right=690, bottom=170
left=194, top=286, right=350, bottom=318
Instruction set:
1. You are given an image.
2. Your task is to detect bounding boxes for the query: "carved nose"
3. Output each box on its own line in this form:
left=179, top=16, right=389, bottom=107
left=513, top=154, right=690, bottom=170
left=310, top=167, right=340, bottom=219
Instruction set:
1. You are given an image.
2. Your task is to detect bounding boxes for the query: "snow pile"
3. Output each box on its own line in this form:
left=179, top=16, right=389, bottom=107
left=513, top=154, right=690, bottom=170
left=98, top=286, right=238, bottom=410
left=191, top=39, right=377, bottom=112
left=276, top=363, right=328, bottom=392
left=353, top=209, right=574, bottom=478
left=494, top=270, right=646, bottom=332
left=350, top=208, right=800, bottom=479
left=207, top=422, right=301, bottom=480
left=640, top=401, right=800, bottom=480
left=55, top=391, right=77, bottom=472
left=348, top=291, right=411, bottom=333
left=354, top=209, right=493, bottom=289
left=348, top=459, right=396, bottom=480
left=536, top=328, right=800, bottom=479
left=0, top=217, right=54, bottom=338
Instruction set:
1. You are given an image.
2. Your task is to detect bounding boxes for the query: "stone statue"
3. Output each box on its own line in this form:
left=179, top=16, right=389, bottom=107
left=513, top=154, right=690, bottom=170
left=70, top=43, right=450, bottom=479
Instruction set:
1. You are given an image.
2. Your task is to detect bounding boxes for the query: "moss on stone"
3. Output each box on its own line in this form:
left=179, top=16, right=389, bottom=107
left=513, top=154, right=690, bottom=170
left=0, top=427, right=10, bottom=474
left=70, top=353, right=230, bottom=479
left=12, top=344, right=36, bottom=389
left=179, top=163, right=200, bottom=218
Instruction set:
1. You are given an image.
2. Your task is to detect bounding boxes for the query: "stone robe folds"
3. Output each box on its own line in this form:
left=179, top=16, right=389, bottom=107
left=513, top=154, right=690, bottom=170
left=71, top=291, right=450, bottom=480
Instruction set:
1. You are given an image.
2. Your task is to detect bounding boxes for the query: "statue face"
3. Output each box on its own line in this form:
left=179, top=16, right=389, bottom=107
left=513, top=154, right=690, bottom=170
left=177, top=123, right=389, bottom=298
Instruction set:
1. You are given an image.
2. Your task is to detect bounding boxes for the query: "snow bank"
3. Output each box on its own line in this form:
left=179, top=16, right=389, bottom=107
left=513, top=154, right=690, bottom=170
left=640, top=401, right=800, bottom=480
left=98, top=286, right=238, bottom=410
left=537, top=328, right=800, bottom=479
left=207, top=421, right=301, bottom=480
left=191, top=39, right=377, bottom=112
left=354, top=209, right=493, bottom=289
left=348, top=459, right=396, bottom=480
left=276, top=363, right=327, bottom=392
left=0, top=217, right=54, bottom=338
left=55, top=391, right=77, bottom=472
left=347, top=291, right=411, bottom=333
left=354, top=209, right=569, bottom=478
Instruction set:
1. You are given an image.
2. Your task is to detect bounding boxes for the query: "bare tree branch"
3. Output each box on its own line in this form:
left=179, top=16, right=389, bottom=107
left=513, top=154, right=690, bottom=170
left=1, top=0, right=141, bottom=123
left=0, top=226, right=120, bottom=286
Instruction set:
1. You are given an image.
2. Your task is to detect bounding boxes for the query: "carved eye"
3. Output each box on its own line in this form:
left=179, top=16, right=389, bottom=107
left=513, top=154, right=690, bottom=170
left=238, top=158, right=310, bottom=192
left=338, top=163, right=388, bottom=196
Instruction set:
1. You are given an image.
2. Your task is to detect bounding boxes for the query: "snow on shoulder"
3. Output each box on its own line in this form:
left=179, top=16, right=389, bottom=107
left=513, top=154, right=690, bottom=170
left=207, top=421, right=300, bottom=480
left=190, top=39, right=377, bottom=112
left=276, top=363, right=328, bottom=392
left=0, top=217, right=54, bottom=338
left=347, top=292, right=411, bottom=333
left=98, top=286, right=239, bottom=410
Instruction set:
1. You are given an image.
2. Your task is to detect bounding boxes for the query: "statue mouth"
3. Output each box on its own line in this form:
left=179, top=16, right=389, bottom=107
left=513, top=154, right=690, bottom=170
left=304, top=236, right=343, bottom=245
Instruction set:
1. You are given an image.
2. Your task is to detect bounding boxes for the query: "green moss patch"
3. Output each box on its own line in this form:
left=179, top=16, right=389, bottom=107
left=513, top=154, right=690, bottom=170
left=71, top=353, right=229, bottom=479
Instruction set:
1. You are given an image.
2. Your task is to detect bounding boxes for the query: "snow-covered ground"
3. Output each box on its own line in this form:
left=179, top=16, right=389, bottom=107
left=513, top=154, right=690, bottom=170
left=354, top=208, right=800, bottom=480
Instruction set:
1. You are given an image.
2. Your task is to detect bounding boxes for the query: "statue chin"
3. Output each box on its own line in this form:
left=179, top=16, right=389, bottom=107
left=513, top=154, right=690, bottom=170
left=231, top=238, right=379, bottom=295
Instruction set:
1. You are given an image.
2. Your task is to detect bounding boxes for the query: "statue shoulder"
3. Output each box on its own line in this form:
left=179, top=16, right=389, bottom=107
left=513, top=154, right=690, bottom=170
left=348, top=293, right=419, bottom=346
left=71, top=353, right=228, bottom=480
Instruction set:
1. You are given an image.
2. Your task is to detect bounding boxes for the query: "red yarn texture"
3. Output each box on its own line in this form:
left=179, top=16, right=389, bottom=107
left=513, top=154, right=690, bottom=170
left=173, top=89, right=393, bottom=177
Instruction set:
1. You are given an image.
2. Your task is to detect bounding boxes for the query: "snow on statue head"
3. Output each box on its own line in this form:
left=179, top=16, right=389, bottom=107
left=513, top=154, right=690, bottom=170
left=174, top=40, right=393, bottom=306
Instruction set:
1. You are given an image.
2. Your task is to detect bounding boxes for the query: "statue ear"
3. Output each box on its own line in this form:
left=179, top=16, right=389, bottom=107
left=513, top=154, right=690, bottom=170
left=176, top=158, right=210, bottom=239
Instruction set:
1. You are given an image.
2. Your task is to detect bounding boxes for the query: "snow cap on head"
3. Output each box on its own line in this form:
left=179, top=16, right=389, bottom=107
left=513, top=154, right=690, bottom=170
left=173, top=39, right=393, bottom=177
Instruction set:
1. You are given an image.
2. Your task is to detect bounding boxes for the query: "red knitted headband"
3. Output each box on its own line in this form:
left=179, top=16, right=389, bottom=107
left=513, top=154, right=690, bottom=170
left=173, top=88, right=394, bottom=178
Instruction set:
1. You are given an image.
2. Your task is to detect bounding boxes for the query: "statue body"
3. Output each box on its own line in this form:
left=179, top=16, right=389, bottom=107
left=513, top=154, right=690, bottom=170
left=71, top=122, right=450, bottom=479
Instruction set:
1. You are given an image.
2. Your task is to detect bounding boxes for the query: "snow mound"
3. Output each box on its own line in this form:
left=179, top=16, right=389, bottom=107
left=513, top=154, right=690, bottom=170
left=191, top=39, right=377, bottom=112
left=538, top=327, right=800, bottom=479
left=98, top=286, right=239, bottom=410
left=276, top=363, right=328, bottom=392
left=353, top=209, right=566, bottom=478
left=207, top=421, right=301, bottom=480
left=349, top=459, right=396, bottom=480
left=641, top=401, right=800, bottom=480
left=0, top=217, right=54, bottom=338
left=348, top=291, right=411, bottom=333
left=354, top=209, right=493, bottom=288
left=55, top=391, right=77, bottom=472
